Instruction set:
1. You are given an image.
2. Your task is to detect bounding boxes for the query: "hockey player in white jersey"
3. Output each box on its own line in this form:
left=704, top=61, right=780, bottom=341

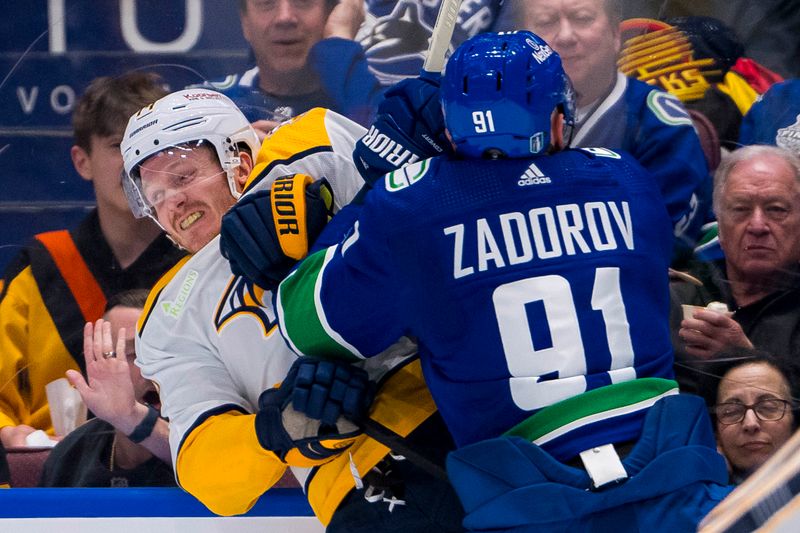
left=121, top=89, right=464, bottom=530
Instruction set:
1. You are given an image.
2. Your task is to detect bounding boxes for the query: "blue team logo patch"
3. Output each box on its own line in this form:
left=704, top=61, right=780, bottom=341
left=386, top=159, right=430, bottom=192
left=647, top=91, right=693, bottom=127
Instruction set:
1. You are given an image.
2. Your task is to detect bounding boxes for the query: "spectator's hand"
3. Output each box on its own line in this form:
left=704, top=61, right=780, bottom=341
left=679, top=309, right=754, bottom=359
left=0, top=424, right=37, bottom=448
left=66, top=320, right=148, bottom=435
left=220, top=175, right=333, bottom=290
left=253, top=357, right=373, bottom=467
left=251, top=119, right=282, bottom=143
left=324, top=0, right=365, bottom=40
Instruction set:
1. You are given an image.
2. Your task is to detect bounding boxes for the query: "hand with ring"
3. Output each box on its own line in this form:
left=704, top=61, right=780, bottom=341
left=66, top=319, right=140, bottom=431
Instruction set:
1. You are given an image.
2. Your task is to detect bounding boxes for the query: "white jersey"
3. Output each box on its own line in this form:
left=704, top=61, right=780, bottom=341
left=135, top=108, right=367, bottom=499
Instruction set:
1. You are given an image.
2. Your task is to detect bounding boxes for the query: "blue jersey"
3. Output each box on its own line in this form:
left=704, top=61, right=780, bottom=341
left=739, top=79, right=800, bottom=151
left=204, top=39, right=383, bottom=127
left=278, top=148, right=676, bottom=448
left=574, top=74, right=711, bottom=250
left=359, top=0, right=503, bottom=85
left=447, top=394, right=732, bottom=532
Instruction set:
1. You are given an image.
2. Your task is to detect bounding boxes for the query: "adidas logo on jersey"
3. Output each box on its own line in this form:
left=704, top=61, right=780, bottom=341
left=361, top=125, right=420, bottom=167
left=518, top=162, right=551, bottom=186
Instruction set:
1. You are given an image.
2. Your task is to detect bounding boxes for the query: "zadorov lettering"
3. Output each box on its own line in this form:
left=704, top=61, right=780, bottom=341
left=361, top=126, right=420, bottom=167
left=272, top=175, right=300, bottom=235
left=444, top=201, right=634, bottom=279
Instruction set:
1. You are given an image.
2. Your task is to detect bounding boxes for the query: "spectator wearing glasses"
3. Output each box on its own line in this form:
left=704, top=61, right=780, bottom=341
left=702, top=348, right=798, bottom=484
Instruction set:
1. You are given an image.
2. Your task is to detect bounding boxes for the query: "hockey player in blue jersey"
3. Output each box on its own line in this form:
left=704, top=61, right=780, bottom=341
left=233, top=31, right=731, bottom=531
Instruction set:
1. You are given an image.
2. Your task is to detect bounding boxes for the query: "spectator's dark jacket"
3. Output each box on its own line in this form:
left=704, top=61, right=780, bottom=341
left=670, top=260, right=800, bottom=393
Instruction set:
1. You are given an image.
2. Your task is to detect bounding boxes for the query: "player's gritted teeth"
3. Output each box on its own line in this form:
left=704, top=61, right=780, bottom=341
left=179, top=211, right=203, bottom=230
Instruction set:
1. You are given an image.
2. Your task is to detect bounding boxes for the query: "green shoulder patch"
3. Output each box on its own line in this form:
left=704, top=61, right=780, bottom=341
left=386, top=159, right=430, bottom=192
left=647, top=91, right=693, bottom=127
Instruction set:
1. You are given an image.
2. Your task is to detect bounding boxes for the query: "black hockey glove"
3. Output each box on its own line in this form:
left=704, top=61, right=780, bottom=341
left=220, top=174, right=333, bottom=290
left=353, top=72, right=452, bottom=186
left=255, top=357, right=375, bottom=467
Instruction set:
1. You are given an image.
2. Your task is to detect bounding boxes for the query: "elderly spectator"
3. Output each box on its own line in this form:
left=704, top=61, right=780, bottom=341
left=698, top=348, right=797, bottom=484
left=501, top=0, right=711, bottom=261
left=671, top=145, right=800, bottom=392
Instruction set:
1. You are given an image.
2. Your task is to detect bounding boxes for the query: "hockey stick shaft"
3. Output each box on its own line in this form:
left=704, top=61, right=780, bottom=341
left=422, top=0, right=463, bottom=75
left=362, top=417, right=449, bottom=481
left=347, top=0, right=464, bottom=484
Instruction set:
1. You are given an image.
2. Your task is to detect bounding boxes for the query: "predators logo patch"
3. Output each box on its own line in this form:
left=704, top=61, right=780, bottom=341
left=214, top=276, right=277, bottom=336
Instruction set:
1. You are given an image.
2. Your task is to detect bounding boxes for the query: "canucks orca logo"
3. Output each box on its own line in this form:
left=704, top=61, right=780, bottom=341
left=647, top=91, right=693, bottom=127
left=213, top=276, right=277, bottom=335
left=361, top=0, right=498, bottom=85
left=361, top=1, right=434, bottom=84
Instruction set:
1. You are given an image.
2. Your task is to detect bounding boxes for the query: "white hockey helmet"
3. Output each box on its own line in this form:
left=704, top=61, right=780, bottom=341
left=121, top=88, right=259, bottom=220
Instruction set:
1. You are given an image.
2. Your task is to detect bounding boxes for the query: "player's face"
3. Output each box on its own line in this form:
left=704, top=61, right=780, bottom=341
left=138, top=145, right=236, bottom=254
left=105, top=305, right=160, bottom=408
left=717, top=154, right=800, bottom=283
left=73, top=134, right=131, bottom=216
left=716, top=363, right=794, bottom=476
left=522, top=0, right=620, bottom=106
left=240, top=0, right=331, bottom=77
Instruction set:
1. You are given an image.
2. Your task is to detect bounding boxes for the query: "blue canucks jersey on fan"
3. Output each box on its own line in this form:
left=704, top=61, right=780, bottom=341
left=278, top=147, right=676, bottom=450
left=359, top=0, right=503, bottom=85
left=573, top=74, right=711, bottom=250
left=202, top=39, right=384, bottom=127
left=739, top=79, right=800, bottom=151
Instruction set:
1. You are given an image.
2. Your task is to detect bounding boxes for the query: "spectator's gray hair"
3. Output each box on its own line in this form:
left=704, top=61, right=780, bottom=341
left=713, top=145, right=800, bottom=215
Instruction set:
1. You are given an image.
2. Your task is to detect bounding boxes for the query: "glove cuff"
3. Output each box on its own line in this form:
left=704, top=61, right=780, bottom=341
left=354, top=119, right=425, bottom=186
left=270, top=173, right=315, bottom=260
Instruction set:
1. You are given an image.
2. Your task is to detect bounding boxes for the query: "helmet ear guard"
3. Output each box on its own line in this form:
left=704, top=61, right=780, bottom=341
left=441, top=31, right=575, bottom=159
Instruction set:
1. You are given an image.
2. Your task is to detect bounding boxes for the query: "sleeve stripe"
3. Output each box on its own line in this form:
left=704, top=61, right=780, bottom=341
left=314, top=247, right=365, bottom=359
left=277, top=248, right=362, bottom=360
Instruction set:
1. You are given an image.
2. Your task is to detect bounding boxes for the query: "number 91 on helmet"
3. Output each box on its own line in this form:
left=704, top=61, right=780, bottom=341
left=441, top=30, right=576, bottom=159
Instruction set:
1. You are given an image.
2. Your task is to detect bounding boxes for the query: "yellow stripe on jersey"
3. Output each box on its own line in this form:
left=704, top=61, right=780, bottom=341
left=245, top=108, right=334, bottom=192
left=307, top=359, right=437, bottom=524
left=177, top=410, right=287, bottom=516
left=138, top=255, right=192, bottom=335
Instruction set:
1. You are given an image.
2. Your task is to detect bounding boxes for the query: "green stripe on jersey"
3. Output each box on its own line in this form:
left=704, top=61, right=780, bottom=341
left=278, top=248, right=360, bottom=361
left=504, top=378, right=679, bottom=443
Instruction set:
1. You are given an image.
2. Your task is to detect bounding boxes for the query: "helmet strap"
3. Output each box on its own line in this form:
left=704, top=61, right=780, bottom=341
left=223, top=154, right=243, bottom=200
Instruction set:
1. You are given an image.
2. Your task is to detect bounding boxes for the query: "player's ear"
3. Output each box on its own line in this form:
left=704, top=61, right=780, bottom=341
left=234, top=151, right=254, bottom=194
left=551, top=111, right=565, bottom=151
left=71, top=145, right=93, bottom=182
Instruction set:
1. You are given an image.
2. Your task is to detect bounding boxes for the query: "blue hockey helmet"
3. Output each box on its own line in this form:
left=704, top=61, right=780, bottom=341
left=441, top=31, right=575, bottom=159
